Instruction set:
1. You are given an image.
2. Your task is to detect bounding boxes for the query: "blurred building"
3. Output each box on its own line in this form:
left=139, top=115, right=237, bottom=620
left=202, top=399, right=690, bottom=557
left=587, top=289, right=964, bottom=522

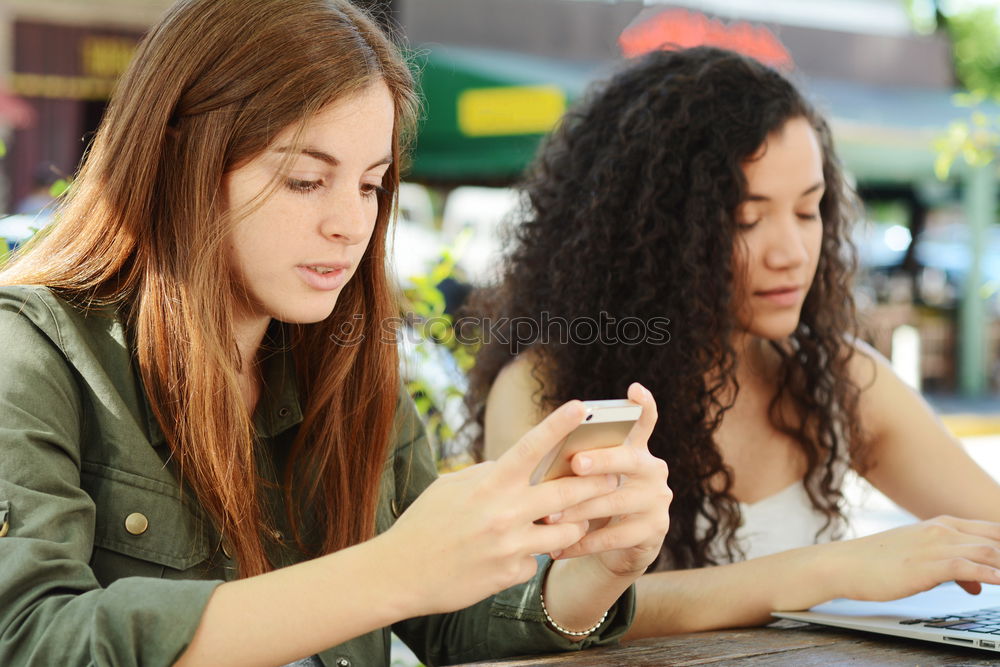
left=0, top=0, right=173, bottom=211
left=0, top=0, right=995, bottom=393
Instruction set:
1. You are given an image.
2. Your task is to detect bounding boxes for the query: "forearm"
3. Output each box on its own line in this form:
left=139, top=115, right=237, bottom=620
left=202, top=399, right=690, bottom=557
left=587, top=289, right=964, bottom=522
left=176, top=533, right=415, bottom=667
left=625, top=544, right=838, bottom=639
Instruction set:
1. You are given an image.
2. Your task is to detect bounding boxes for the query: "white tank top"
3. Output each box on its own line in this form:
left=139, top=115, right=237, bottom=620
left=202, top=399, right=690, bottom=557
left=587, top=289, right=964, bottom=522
left=697, top=454, right=851, bottom=564
left=722, top=480, right=840, bottom=562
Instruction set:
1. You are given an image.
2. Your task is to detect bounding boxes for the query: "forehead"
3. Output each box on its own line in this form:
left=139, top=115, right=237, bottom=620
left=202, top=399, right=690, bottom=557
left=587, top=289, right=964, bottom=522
left=742, top=117, right=824, bottom=193
left=274, top=81, right=395, bottom=155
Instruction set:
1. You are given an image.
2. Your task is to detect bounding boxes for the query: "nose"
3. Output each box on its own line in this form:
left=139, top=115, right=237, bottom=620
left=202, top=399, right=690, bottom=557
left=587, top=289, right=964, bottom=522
left=319, top=187, right=375, bottom=245
left=762, top=213, right=810, bottom=271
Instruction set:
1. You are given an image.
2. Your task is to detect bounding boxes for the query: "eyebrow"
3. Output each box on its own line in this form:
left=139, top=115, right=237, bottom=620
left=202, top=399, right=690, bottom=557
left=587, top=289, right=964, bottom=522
left=746, top=181, right=825, bottom=202
left=275, top=146, right=393, bottom=170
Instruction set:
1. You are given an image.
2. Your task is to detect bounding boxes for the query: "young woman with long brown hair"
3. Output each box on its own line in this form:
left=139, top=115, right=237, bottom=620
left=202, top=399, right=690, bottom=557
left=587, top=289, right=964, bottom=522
left=0, top=2, right=671, bottom=665
left=470, top=46, right=1000, bottom=638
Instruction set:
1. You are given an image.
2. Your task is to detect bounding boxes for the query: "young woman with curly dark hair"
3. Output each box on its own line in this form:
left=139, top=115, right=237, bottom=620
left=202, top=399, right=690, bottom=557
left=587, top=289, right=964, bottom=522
left=467, top=46, right=1000, bottom=637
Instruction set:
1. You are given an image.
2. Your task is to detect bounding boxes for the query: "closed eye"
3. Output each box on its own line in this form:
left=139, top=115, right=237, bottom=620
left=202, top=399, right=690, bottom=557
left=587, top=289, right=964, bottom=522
left=361, top=183, right=387, bottom=199
left=286, top=178, right=322, bottom=193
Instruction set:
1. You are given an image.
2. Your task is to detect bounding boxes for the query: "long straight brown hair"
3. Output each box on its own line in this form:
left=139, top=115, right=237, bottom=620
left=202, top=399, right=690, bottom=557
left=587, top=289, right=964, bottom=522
left=0, top=0, right=418, bottom=578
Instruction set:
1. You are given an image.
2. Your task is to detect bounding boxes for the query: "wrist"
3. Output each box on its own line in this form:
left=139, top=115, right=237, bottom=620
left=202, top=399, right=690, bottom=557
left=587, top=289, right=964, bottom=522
left=770, top=542, right=842, bottom=612
left=540, top=587, right=608, bottom=638
left=344, top=532, right=423, bottom=623
left=542, top=557, right=630, bottom=640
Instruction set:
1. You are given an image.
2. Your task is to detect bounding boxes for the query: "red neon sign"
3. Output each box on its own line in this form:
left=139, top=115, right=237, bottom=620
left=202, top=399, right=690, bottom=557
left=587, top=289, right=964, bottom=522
left=619, top=8, right=794, bottom=70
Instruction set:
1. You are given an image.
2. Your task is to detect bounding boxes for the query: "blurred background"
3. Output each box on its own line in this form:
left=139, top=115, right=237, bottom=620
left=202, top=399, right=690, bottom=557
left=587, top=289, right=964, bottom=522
left=1, top=0, right=999, bottom=454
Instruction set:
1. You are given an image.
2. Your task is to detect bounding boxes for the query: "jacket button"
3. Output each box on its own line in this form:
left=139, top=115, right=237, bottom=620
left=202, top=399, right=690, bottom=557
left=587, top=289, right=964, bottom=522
left=335, top=658, right=351, bottom=667
left=278, top=407, right=291, bottom=418
left=124, top=512, right=149, bottom=535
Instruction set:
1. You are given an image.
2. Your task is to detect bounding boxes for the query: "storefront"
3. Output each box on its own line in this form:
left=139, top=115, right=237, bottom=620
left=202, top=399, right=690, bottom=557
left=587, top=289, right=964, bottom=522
left=0, top=0, right=169, bottom=210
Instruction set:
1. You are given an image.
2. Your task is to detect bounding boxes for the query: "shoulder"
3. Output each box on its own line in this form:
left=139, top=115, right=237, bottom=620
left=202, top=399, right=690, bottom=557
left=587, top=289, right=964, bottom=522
left=844, top=337, right=892, bottom=394
left=483, top=349, right=549, bottom=459
left=843, top=336, right=924, bottom=441
left=0, top=284, right=67, bottom=330
left=488, top=349, right=547, bottom=407
left=0, top=284, right=118, bottom=346
left=0, top=285, right=80, bottom=361
left=0, top=284, right=129, bottom=375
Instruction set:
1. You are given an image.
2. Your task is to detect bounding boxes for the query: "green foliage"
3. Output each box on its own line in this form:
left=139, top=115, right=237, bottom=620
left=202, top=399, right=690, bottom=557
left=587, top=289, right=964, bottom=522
left=50, top=178, right=71, bottom=198
left=909, top=2, right=1000, bottom=179
left=0, top=138, right=6, bottom=158
left=0, top=238, right=8, bottom=267
left=933, top=92, right=1000, bottom=179
left=401, top=231, right=479, bottom=472
left=401, top=229, right=478, bottom=372
left=948, top=6, right=1000, bottom=100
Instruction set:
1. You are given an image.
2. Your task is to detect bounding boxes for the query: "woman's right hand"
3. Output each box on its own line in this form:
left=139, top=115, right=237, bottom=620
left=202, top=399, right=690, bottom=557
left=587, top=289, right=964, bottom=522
left=823, top=516, right=1000, bottom=603
left=378, top=400, right=622, bottom=616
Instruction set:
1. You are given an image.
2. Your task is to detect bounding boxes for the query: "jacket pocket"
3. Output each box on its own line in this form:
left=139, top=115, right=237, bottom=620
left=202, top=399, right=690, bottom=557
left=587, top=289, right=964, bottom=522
left=80, top=462, right=211, bottom=578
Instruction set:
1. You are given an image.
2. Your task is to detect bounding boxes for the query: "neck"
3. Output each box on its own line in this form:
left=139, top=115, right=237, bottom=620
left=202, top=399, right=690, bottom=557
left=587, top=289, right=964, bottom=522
left=234, top=315, right=270, bottom=373
left=721, top=334, right=779, bottom=400
left=233, top=312, right=270, bottom=416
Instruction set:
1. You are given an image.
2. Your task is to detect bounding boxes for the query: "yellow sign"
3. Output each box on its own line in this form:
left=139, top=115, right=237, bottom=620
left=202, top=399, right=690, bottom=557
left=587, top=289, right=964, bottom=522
left=81, top=37, right=136, bottom=78
left=457, top=85, right=566, bottom=137
left=11, top=73, right=117, bottom=100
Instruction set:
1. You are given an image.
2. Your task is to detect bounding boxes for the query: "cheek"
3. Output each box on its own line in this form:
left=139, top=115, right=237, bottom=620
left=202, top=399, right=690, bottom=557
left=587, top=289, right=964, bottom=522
left=730, top=237, right=761, bottom=290
left=807, top=224, right=824, bottom=268
left=360, top=204, right=381, bottom=246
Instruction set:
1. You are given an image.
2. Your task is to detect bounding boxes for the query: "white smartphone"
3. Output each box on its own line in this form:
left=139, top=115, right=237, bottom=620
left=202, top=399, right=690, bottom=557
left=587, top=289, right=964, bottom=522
left=529, top=399, right=643, bottom=485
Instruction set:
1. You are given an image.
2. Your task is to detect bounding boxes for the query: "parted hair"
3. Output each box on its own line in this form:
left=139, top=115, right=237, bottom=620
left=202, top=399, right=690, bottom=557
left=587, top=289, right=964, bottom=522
left=467, top=46, right=864, bottom=569
left=1, top=0, right=418, bottom=577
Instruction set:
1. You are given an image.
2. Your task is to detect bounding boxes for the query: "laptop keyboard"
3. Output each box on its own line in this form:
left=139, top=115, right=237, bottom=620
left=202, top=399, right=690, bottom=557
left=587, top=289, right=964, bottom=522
left=900, top=606, right=1000, bottom=633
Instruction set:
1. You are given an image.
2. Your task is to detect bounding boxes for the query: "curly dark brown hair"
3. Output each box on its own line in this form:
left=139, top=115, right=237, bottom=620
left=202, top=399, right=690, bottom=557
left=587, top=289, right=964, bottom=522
left=465, top=46, right=866, bottom=570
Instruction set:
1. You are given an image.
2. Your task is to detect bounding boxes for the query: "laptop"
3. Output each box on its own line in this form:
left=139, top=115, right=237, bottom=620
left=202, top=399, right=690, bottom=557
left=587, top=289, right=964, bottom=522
left=773, top=583, right=1000, bottom=653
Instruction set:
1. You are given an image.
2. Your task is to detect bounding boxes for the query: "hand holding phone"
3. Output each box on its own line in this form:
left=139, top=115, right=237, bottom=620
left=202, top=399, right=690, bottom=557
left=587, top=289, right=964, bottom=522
left=529, top=399, right=642, bottom=485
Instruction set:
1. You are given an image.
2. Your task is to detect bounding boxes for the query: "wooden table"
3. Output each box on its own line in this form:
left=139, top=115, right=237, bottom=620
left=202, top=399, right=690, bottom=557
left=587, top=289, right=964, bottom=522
left=458, top=620, right=1000, bottom=665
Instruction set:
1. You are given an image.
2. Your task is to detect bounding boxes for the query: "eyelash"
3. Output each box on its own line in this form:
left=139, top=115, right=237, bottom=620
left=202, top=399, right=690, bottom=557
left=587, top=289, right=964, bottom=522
left=361, top=183, right=387, bottom=199
left=738, top=213, right=819, bottom=230
left=284, top=178, right=387, bottom=199
left=285, top=178, right=322, bottom=193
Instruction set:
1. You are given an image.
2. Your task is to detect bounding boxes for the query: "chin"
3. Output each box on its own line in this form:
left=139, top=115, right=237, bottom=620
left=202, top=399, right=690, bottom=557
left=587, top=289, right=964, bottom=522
left=748, top=316, right=801, bottom=341
left=269, top=296, right=340, bottom=325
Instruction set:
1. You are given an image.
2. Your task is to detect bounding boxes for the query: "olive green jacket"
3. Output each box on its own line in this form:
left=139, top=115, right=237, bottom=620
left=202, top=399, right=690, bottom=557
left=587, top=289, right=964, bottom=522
left=0, top=285, right=634, bottom=667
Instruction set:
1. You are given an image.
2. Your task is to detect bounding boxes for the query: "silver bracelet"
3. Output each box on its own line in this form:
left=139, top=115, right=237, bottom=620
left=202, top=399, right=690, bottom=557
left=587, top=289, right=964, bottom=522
left=539, top=591, right=609, bottom=637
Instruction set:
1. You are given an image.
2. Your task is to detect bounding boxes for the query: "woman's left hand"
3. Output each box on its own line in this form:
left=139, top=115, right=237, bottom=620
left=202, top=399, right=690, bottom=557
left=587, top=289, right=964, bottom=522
left=554, top=382, right=671, bottom=579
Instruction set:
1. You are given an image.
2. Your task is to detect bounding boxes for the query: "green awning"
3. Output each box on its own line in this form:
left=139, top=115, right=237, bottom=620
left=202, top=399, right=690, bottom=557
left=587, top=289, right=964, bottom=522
left=407, top=45, right=603, bottom=183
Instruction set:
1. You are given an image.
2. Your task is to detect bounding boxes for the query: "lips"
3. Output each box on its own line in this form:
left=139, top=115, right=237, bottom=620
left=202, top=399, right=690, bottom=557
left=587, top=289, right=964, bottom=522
left=755, top=286, right=800, bottom=296
left=296, top=263, right=351, bottom=291
left=753, top=285, right=803, bottom=307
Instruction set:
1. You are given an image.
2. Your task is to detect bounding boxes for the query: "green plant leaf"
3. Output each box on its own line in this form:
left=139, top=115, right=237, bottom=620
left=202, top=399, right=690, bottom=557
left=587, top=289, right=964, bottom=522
left=50, top=178, right=71, bottom=198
